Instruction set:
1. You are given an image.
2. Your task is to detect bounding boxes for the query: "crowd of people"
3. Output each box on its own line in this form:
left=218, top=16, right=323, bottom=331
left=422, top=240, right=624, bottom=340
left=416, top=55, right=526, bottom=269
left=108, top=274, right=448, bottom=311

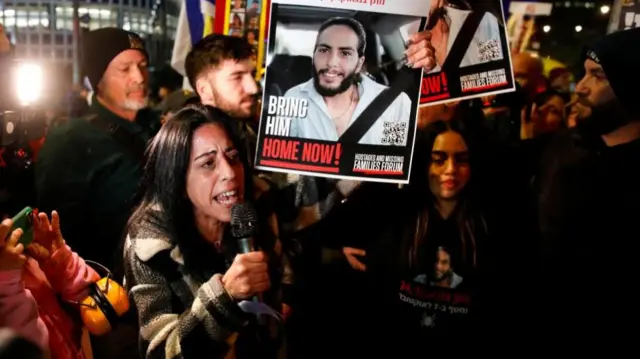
left=1, top=16, right=640, bottom=359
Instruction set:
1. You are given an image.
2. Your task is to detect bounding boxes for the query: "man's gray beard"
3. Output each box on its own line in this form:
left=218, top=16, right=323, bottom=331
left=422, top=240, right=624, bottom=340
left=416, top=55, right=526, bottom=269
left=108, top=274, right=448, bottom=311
left=123, top=98, right=149, bottom=111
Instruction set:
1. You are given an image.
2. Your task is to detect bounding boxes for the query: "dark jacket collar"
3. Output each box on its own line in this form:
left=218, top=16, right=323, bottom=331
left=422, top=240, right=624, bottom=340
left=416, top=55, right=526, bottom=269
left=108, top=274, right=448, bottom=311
left=91, top=96, right=160, bottom=137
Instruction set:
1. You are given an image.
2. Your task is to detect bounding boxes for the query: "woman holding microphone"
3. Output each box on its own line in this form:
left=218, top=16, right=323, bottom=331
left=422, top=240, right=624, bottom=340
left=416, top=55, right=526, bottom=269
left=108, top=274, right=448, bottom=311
left=123, top=105, right=289, bottom=359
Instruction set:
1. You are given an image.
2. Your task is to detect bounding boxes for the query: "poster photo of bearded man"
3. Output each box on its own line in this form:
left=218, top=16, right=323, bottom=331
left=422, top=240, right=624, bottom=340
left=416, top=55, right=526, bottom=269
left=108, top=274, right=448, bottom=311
left=255, top=0, right=430, bottom=183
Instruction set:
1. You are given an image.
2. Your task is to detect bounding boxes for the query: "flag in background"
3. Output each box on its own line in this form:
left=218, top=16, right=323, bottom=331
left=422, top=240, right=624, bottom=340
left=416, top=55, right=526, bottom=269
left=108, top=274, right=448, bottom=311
left=171, top=0, right=217, bottom=89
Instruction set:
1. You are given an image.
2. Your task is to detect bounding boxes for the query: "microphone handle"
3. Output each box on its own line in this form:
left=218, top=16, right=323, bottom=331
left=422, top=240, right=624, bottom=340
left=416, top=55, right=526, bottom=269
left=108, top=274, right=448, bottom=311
left=237, top=236, right=266, bottom=323
left=237, top=236, right=255, bottom=254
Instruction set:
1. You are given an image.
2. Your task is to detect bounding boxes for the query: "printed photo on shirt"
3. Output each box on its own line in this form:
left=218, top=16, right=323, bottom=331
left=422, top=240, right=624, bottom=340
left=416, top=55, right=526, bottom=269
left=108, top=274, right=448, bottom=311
left=254, top=0, right=429, bottom=184
left=415, top=0, right=516, bottom=106
left=414, top=246, right=463, bottom=289
left=397, top=244, right=474, bottom=333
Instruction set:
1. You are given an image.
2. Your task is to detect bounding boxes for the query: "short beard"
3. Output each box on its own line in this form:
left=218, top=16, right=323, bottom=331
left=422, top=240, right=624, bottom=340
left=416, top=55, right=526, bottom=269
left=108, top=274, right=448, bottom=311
left=211, top=90, right=255, bottom=119
left=576, top=97, right=630, bottom=136
left=313, top=68, right=360, bottom=97
left=433, top=269, right=453, bottom=282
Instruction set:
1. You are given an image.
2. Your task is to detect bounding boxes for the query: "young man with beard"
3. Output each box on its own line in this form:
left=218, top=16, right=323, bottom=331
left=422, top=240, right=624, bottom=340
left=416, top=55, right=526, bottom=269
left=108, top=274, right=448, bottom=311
left=535, top=28, right=640, bottom=349
left=185, top=34, right=260, bottom=167
left=285, top=17, right=412, bottom=145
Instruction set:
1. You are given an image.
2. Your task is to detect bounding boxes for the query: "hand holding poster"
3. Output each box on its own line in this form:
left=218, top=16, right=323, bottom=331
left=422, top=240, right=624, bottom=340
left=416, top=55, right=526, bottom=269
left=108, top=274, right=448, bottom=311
left=256, top=0, right=429, bottom=183
left=417, top=0, right=516, bottom=106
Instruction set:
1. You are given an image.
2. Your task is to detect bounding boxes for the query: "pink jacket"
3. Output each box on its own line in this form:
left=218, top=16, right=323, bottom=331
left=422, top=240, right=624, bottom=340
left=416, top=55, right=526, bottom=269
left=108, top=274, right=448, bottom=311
left=0, top=245, right=100, bottom=359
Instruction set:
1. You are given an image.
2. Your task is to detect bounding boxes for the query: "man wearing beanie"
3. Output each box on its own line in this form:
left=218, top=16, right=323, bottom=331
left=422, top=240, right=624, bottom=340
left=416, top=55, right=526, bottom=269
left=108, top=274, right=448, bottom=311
left=35, top=28, right=159, bottom=359
left=535, top=28, right=640, bottom=350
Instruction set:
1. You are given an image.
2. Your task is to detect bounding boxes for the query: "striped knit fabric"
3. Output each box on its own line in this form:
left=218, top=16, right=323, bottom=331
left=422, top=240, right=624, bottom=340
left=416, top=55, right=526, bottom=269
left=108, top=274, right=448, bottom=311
left=123, top=213, right=289, bottom=359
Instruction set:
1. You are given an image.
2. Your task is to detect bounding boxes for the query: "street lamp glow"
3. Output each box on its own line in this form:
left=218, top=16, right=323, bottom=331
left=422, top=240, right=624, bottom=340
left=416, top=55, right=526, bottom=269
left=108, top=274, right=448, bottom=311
left=15, top=63, right=43, bottom=106
left=600, top=5, right=610, bottom=14
left=543, top=25, right=551, bottom=33
left=575, top=25, right=583, bottom=32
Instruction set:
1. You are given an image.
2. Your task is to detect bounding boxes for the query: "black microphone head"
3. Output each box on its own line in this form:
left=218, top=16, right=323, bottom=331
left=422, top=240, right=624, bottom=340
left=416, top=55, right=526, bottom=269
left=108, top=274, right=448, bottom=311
left=230, top=203, right=258, bottom=238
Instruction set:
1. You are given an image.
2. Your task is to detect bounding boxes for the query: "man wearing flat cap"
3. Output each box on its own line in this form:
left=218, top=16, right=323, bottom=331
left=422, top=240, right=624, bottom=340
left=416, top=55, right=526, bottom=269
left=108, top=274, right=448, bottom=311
left=535, top=28, right=640, bottom=349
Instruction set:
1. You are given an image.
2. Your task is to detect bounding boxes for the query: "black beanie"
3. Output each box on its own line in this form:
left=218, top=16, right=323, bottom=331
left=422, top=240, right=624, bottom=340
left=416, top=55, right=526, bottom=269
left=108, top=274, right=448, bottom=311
left=83, top=28, right=148, bottom=92
left=585, top=28, right=640, bottom=114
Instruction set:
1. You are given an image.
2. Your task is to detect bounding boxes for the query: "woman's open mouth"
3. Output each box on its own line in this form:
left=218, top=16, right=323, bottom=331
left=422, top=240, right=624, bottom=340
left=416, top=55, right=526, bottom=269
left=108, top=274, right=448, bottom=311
left=214, top=190, right=239, bottom=207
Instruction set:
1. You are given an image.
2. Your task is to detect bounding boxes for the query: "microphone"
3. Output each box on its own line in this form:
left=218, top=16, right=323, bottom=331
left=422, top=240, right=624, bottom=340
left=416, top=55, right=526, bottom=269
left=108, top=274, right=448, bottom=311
left=230, top=203, right=258, bottom=254
left=230, top=203, right=284, bottom=323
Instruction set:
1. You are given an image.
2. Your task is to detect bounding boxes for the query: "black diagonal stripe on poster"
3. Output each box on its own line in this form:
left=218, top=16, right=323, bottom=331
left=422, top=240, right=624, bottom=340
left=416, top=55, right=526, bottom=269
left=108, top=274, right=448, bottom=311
left=418, top=2, right=515, bottom=106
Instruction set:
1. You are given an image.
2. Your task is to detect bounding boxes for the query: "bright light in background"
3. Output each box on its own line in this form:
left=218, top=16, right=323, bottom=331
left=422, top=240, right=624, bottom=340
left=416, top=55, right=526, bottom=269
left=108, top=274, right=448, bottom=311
left=575, top=25, right=583, bottom=32
left=543, top=25, right=551, bottom=33
left=600, top=5, right=611, bottom=14
left=15, top=63, right=43, bottom=106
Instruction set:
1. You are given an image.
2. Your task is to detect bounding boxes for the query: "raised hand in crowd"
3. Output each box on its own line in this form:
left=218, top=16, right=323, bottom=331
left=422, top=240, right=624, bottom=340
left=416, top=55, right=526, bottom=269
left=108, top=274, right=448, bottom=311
left=0, top=220, right=26, bottom=272
left=27, top=211, right=64, bottom=262
left=520, top=103, right=540, bottom=140
left=520, top=100, right=567, bottom=140
left=343, top=247, right=366, bottom=272
left=222, top=251, right=271, bottom=300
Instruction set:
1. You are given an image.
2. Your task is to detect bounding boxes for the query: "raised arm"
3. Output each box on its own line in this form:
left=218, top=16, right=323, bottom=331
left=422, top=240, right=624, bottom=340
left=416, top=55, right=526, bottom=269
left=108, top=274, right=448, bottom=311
left=0, top=223, right=49, bottom=352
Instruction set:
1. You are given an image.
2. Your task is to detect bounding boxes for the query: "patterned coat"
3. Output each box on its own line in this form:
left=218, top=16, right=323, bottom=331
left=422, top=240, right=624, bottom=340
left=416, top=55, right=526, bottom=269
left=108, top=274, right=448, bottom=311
left=123, top=211, right=290, bottom=359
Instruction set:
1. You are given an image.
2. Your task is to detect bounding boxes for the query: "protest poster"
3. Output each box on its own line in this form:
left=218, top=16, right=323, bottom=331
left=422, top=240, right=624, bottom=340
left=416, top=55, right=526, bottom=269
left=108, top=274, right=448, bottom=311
left=255, top=0, right=429, bottom=184
left=617, top=0, right=640, bottom=30
left=419, top=0, right=516, bottom=106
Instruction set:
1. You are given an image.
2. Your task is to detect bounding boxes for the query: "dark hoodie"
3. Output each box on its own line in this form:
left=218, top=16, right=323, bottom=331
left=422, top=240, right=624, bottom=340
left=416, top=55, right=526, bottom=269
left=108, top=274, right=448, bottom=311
left=536, top=29, right=640, bottom=348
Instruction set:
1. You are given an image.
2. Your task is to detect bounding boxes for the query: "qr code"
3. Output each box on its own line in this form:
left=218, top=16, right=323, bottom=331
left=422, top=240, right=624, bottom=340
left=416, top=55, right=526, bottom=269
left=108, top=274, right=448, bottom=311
left=477, top=39, right=502, bottom=62
left=381, top=121, right=407, bottom=145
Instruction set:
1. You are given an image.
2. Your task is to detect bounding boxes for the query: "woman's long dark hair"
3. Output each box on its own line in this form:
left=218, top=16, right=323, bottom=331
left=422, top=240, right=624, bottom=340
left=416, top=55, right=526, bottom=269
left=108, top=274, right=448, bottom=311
left=127, top=104, right=253, bottom=278
left=404, top=117, right=488, bottom=272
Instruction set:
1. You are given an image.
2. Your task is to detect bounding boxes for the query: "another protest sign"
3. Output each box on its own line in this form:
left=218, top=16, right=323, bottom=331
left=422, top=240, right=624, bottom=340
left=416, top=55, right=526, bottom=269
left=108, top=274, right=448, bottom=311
left=419, top=0, right=516, bottom=106
left=255, top=0, right=429, bottom=183
left=617, top=0, right=640, bottom=30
